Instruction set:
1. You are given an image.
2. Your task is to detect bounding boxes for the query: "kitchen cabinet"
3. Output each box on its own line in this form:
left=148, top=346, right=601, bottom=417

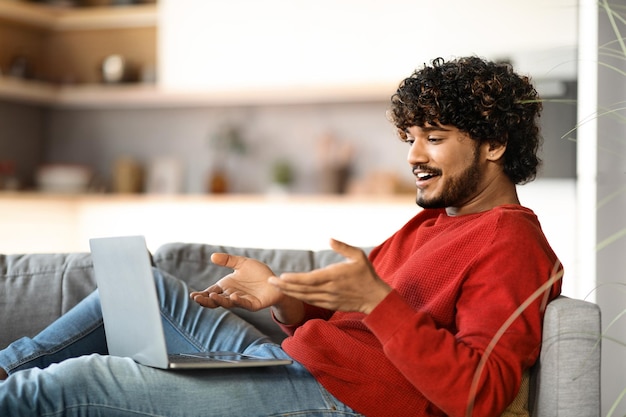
left=0, top=1, right=157, bottom=106
left=1, top=0, right=578, bottom=108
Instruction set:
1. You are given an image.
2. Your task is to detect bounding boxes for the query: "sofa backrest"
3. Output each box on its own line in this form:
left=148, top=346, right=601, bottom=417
left=152, top=242, right=345, bottom=343
left=0, top=243, right=344, bottom=349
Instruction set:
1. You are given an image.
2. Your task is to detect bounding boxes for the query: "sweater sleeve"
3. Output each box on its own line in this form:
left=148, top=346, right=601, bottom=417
left=363, top=213, right=562, bottom=417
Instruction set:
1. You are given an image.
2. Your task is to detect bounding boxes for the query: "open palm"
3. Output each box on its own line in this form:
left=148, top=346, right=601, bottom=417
left=190, top=253, right=283, bottom=311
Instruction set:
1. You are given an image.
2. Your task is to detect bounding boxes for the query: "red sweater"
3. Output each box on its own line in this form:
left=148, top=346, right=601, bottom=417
left=279, top=205, right=562, bottom=417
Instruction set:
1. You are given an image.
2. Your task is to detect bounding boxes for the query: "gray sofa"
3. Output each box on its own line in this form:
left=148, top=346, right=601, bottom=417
left=0, top=242, right=601, bottom=416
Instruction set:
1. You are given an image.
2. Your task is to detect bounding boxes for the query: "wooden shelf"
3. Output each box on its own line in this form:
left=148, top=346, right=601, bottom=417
left=0, top=2, right=395, bottom=107
left=0, top=77, right=395, bottom=107
left=0, top=76, right=57, bottom=103
left=0, top=1, right=158, bottom=103
left=0, top=2, right=158, bottom=30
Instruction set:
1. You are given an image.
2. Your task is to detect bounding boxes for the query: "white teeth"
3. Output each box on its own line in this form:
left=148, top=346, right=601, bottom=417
left=417, top=172, right=431, bottom=179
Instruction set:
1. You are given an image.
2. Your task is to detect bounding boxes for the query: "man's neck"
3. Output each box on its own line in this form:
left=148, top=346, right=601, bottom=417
left=445, top=182, right=520, bottom=216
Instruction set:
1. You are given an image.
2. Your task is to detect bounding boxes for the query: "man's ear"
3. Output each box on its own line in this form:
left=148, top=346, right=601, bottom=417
left=486, top=141, right=506, bottom=161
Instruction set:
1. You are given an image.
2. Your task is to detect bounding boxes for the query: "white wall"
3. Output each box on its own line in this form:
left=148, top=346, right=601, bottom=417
left=159, top=0, right=578, bottom=91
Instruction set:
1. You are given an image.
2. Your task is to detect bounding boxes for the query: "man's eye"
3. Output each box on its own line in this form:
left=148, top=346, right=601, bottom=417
left=405, top=139, right=415, bottom=146
left=427, top=137, right=442, bottom=143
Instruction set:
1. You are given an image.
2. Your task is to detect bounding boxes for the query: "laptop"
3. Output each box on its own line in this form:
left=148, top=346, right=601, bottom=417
left=89, top=235, right=292, bottom=370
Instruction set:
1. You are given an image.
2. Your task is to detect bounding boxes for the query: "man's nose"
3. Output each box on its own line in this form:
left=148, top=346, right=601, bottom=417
left=407, top=141, right=427, bottom=166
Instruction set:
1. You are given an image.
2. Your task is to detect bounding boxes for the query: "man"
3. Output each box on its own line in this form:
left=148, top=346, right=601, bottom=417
left=0, top=56, right=561, bottom=417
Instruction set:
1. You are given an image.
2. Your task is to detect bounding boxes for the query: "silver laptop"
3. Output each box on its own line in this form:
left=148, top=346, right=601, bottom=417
left=89, top=235, right=292, bottom=370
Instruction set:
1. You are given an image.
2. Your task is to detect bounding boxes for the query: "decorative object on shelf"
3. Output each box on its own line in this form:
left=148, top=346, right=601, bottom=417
left=316, top=133, right=354, bottom=194
left=205, top=124, right=248, bottom=194
left=0, top=160, right=20, bottom=191
left=268, top=159, right=295, bottom=195
left=101, top=54, right=126, bottom=83
left=35, top=164, right=93, bottom=193
left=145, top=157, right=183, bottom=194
left=101, top=54, right=138, bottom=83
left=112, top=156, right=143, bottom=193
left=207, top=168, right=228, bottom=194
left=8, top=55, right=34, bottom=80
left=272, top=159, right=294, bottom=186
left=139, top=63, right=157, bottom=84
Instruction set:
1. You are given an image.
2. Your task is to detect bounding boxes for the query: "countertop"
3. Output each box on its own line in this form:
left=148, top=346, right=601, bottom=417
left=0, top=192, right=419, bottom=254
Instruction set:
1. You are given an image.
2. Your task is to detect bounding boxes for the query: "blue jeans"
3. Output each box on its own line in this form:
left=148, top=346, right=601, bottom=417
left=0, top=269, right=361, bottom=416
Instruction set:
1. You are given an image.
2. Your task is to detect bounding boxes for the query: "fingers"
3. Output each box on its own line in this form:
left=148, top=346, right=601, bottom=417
left=210, top=252, right=246, bottom=269
left=275, top=268, right=333, bottom=286
left=268, top=273, right=342, bottom=312
left=192, top=290, right=258, bottom=311
left=191, top=293, right=221, bottom=308
left=189, top=283, right=227, bottom=308
left=329, top=238, right=367, bottom=262
left=191, top=290, right=236, bottom=309
left=189, top=283, right=222, bottom=297
left=268, top=269, right=334, bottom=295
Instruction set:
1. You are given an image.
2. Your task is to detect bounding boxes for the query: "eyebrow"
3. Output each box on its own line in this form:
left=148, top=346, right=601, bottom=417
left=406, top=125, right=453, bottom=134
left=424, top=123, right=452, bottom=131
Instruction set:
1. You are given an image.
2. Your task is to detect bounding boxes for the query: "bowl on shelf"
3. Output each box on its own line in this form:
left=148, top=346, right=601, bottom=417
left=77, top=0, right=137, bottom=6
left=36, top=164, right=93, bottom=193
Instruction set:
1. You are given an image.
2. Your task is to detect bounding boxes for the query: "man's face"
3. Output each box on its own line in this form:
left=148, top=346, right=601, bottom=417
left=405, top=124, right=486, bottom=212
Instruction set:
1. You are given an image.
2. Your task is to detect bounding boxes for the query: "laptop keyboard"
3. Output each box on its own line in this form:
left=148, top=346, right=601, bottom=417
left=169, top=352, right=268, bottom=363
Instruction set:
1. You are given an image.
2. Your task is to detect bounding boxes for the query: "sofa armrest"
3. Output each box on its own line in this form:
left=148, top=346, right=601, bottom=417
left=530, top=295, right=601, bottom=417
left=0, top=253, right=96, bottom=349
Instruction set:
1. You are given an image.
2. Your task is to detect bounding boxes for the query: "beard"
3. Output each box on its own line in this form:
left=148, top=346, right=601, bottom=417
left=416, top=146, right=482, bottom=209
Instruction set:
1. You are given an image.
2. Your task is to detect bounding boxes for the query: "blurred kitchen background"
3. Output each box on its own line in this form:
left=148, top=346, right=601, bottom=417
left=0, top=0, right=580, bottom=281
left=0, top=0, right=578, bottom=281
left=1, top=0, right=578, bottom=195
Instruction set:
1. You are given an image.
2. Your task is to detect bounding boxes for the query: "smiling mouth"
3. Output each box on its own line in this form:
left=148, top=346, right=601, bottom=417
left=414, top=167, right=442, bottom=183
left=416, top=172, right=438, bottom=181
left=413, top=165, right=442, bottom=186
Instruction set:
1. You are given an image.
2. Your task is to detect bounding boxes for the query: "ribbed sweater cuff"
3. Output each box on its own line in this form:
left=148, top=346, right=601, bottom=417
left=363, top=290, right=415, bottom=344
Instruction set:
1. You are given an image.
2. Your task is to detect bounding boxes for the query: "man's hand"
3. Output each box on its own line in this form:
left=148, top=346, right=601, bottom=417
left=190, top=253, right=284, bottom=311
left=268, top=238, right=392, bottom=314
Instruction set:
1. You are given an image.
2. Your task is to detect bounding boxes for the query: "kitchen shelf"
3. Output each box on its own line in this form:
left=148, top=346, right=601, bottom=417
left=54, top=81, right=397, bottom=108
left=0, top=75, right=57, bottom=103
left=0, top=1, right=158, bottom=30
left=0, top=2, right=396, bottom=108
left=0, top=1, right=158, bottom=103
left=0, top=77, right=396, bottom=108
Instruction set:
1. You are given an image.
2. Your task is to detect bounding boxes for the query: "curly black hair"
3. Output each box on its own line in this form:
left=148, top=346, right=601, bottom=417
left=388, top=56, right=543, bottom=184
